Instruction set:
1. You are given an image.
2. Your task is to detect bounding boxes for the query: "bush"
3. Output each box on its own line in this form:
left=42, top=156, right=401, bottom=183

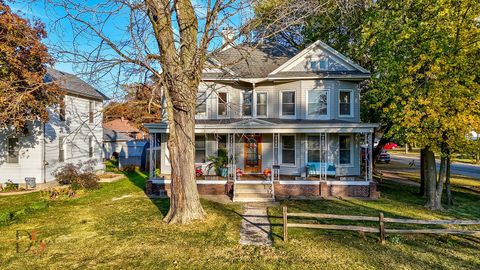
left=53, top=160, right=100, bottom=190
left=120, top=165, right=137, bottom=172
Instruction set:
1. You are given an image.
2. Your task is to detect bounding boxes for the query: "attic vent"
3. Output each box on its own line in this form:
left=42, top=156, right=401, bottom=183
left=310, top=58, right=328, bottom=71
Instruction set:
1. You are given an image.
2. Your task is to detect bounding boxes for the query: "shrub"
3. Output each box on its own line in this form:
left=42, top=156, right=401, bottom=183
left=120, top=165, right=137, bottom=172
left=53, top=160, right=100, bottom=190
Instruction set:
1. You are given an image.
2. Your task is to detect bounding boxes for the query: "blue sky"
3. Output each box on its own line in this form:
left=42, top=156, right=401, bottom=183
left=8, top=1, right=248, bottom=99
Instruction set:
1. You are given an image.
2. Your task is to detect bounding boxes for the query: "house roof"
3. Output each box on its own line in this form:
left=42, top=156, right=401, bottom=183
left=206, top=43, right=298, bottom=79
left=104, top=118, right=142, bottom=133
left=203, top=40, right=370, bottom=81
left=45, top=68, right=109, bottom=101
left=103, top=128, right=133, bottom=142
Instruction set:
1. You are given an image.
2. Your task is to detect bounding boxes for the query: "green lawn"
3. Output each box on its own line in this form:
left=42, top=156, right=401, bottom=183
left=1, top=168, right=479, bottom=269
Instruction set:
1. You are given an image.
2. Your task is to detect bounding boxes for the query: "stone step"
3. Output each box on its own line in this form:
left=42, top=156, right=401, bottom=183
left=234, top=197, right=275, bottom=203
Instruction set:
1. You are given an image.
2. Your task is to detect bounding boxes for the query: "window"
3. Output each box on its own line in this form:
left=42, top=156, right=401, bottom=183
left=89, top=101, right=94, bottom=123
left=307, top=135, right=326, bottom=163
left=88, top=136, right=93, bottom=158
left=339, top=91, right=352, bottom=116
left=195, top=135, right=206, bottom=163
left=196, top=91, right=207, bottom=116
left=217, top=92, right=228, bottom=116
left=242, top=92, right=253, bottom=116
left=59, top=136, right=65, bottom=162
left=310, top=58, right=328, bottom=71
left=256, top=92, right=267, bottom=117
left=307, top=89, right=328, bottom=116
left=281, top=135, right=295, bottom=164
left=7, top=137, right=19, bottom=163
left=281, top=91, right=295, bottom=116
left=339, top=135, right=351, bottom=164
left=217, top=135, right=227, bottom=154
left=59, top=101, right=66, bottom=121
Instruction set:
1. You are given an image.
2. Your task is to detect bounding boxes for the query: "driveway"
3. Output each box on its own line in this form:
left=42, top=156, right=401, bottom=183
left=390, top=153, right=480, bottom=179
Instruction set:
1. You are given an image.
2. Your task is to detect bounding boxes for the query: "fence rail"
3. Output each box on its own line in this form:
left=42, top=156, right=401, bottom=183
left=282, top=206, right=480, bottom=244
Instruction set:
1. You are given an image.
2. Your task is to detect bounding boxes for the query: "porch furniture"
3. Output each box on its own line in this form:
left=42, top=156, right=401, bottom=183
left=306, top=162, right=336, bottom=177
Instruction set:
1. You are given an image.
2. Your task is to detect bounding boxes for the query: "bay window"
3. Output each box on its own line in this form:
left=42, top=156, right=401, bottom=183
left=307, top=89, right=328, bottom=117
left=242, top=92, right=253, bottom=116
left=217, top=92, right=228, bottom=116
left=281, top=91, right=295, bottom=116
left=339, top=91, right=352, bottom=116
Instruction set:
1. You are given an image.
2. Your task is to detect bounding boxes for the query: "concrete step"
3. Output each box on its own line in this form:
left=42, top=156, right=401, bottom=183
left=233, top=197, right=275, bottom=203
left=234, top=192, right=274, bottom=200
left=235, top=188, right=271, bottom=194
left=235, top=183, right=272, bottom=190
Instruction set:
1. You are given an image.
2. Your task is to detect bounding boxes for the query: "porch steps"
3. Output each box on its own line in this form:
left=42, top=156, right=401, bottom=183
left=233, top=182, right=275, bottom=202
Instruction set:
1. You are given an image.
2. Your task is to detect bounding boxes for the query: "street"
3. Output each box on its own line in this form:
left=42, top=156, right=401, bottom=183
left=389, top=154, right=480, bottom=179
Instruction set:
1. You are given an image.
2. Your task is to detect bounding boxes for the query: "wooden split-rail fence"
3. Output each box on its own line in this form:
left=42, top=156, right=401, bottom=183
left=282, top=206, right=480, bottom=244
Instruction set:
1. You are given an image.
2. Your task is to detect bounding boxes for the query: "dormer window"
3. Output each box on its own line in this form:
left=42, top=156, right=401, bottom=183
left=310, top=58, right=328, bottom=71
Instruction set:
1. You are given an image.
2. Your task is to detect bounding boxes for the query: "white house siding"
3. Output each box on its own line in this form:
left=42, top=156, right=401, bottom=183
left=0, top=95, right=104, bottom=184
left=0, top=124, right=44, bottom=183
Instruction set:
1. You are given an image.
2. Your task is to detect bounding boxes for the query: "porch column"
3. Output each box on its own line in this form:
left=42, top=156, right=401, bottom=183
left=368, top=131, right=373, bottom=181
left=149, top=133, right=154, bottom=179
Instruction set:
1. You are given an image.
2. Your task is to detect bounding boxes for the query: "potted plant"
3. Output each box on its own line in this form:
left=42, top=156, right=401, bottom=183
left=207, top=148, right=229, bottom=177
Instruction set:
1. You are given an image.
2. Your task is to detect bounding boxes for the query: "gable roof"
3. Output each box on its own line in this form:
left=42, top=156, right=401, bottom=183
left=104, top=118, right=142, bottom=133
left=205, top=43, right=297, bottom=79
left=203, top=40, right=370, bottom=81
left=45, top=68, right=109, bottom=101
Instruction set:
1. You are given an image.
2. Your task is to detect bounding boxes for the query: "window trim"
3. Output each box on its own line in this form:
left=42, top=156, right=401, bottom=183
left=280, top=90, right=296, bottom=119
left=6, top=137, right=19, bottom=164
left=59, top=136, right=66, bottom=162
left=280, top=134, right=296, bottom=166
left=338, top=89, right=354, bottom=118
left=306, top=88, right=330, bottom=119
left=240, top=91, right=253, bottom=117
left=254, top=91, right=268, bottom=118
left=195, top=90, right=208, bottom=119
left=216, top=91, right=230, bottom=118
left=338, top=134, right=354, bottom=166
left=309, top=57, right=329, bottom=71
left=195, top=134, right=207, bottom=163
left=88, top=101, right=95, bottom=124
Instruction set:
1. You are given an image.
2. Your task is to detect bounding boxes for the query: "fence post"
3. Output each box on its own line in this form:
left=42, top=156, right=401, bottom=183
left=283, top=206, right=288, bottom=242
left=379, top=212, right=386, bottom=244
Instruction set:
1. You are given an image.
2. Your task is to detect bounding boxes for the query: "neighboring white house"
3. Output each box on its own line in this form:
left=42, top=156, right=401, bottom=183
left=0, top=68, right=108, bottom=185
left=145, top=40, right=379, bottom=201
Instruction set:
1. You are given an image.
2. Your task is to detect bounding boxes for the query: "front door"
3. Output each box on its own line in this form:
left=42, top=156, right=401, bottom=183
left=244, top=135, right=262, bottom=173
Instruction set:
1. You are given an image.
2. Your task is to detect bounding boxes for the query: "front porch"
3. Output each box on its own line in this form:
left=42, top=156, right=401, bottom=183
left=145, top=120, right=377, bottom=200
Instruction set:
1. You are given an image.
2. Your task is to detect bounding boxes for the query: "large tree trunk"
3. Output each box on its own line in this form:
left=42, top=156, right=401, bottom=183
left=424, top=148, right=437, bottom=208
left=163, top=81, right=205, bottom=224
left=419, top=148, right=427, bottom=197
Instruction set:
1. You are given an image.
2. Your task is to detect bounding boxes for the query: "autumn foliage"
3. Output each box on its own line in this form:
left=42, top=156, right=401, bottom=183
left=0, top=1, right=63, bottom=132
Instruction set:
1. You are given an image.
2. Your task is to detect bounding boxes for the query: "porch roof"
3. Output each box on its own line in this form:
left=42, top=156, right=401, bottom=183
left=144, top=118, right=378, bottom=134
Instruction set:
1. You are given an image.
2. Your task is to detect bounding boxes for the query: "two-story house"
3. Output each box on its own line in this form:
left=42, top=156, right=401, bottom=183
left=145, top=40, right=378, bottom=201
left=0, top=68, right=107, bottom=187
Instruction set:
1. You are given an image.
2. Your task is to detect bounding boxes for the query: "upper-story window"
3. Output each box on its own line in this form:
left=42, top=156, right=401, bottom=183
left=242, top=91, right=253, bottom=116
left=281, top=91, right=295, bottom=117
left=339, top=90, right=353, bottom=116
left=217, top=92, right=228, bottom=117
left=310, top=58, right=328, bottom=71
left=307, top=89, right=328, bottom=117
left=196, top=90, right=207, bottom=116
left=256, top=92, right=267, bottom=117
left=88, top=101, right=94, bottom=123
left=7, top=137, right=19, bottom=164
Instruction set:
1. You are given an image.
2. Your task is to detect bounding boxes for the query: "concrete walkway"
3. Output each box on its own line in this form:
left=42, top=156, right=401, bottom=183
left=239, top=204, right=272, bottom=246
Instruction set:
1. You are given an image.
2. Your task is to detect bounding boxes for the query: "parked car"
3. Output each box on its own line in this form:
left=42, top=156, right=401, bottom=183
left=377, top=150, right=391, bottom=164
left=383, top=142, right=398, bottom=150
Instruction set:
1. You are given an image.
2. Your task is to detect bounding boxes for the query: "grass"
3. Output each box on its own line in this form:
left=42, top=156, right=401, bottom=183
left=1, top=163, right=479, bottom=269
